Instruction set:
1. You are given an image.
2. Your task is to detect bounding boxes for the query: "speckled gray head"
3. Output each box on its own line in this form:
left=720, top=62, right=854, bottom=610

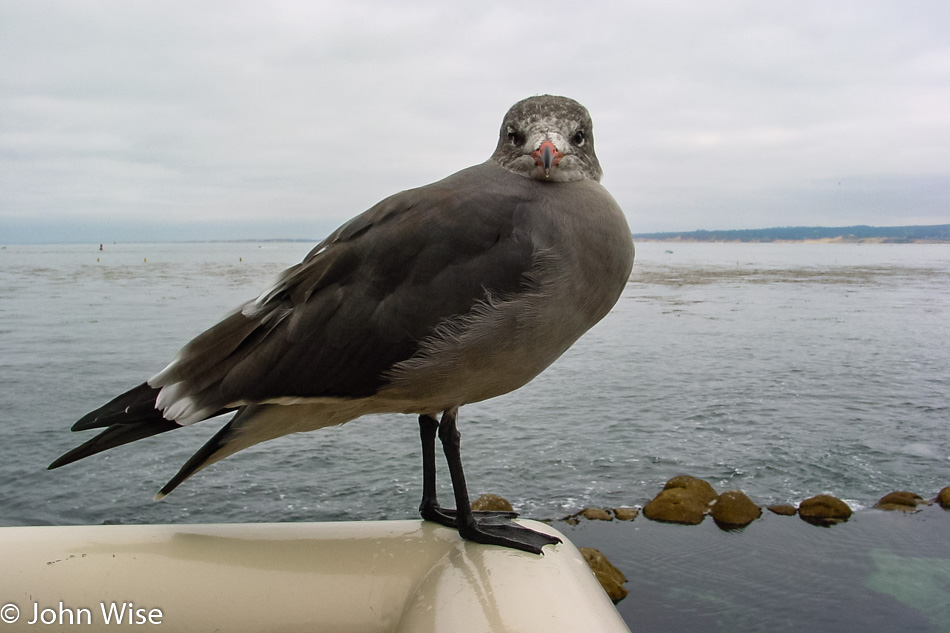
left=490, top=95, right=603, bottom=183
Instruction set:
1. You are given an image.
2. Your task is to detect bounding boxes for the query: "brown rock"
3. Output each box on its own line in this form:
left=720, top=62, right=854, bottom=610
left=470, top=493, right=514, bottom=513
left=561, top=506, right=618, bottom=524
left=936, top=486, right=950, bottom=510
left=767, top=504, right=798, bottom=516
left=613, top=507, right=639, bottom=521
left=874, top=491, right=931, bottom=512
left=711, top=490, right=762, bottom=529
left=578, top=547, right=628, bottom=603
left=580, top=507, right=614, bottom=521
left=644, top=487, right=707, bottom=524
left=643, top=476, right=718, bottom=525
left=798, top=494, right=852, bottom=526
left=663, top=475, right=719, bottom=505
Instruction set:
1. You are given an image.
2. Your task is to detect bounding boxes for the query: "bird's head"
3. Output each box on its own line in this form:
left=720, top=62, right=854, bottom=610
left=490, top=95, right=603, bottom=183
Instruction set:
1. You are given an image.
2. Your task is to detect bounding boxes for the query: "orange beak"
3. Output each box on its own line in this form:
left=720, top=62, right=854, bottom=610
left=530, top=140, right=563, bottom=176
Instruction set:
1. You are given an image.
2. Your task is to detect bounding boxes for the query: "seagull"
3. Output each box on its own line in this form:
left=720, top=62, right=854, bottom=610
left=49, top=95, right=635, bottom=554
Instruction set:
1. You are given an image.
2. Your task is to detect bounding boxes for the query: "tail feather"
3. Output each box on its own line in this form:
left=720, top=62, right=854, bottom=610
left=155, top=418, right=238, bottom=499
left=50, top=382, right=235, bottom=470
left=54, top=386, right=355, bottom=500
left=155, top=402, right=346, bottom=499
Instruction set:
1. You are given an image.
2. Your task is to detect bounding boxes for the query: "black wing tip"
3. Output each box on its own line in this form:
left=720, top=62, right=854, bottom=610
left=53, top=383, right=168, bottom=467
left=72, top=382, right=161, bottom=431
left=48, top=439, right=102, bottom=470
left=50, top=417, right=183, bottom=471
left=71, top=411, right=104, bottom=432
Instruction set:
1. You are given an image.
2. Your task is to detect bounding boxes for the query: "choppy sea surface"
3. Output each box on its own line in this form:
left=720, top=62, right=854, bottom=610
left=0, top=240, right=948, bottom=528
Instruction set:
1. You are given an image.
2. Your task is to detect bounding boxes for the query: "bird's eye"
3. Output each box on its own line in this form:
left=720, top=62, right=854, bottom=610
left=572, top=130, right=586, bottom=146
left=507, top=128, right=523, bottom=147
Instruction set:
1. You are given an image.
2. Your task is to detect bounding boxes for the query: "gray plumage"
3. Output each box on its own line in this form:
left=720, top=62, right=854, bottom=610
left=51, top=95, right=635, bottom=512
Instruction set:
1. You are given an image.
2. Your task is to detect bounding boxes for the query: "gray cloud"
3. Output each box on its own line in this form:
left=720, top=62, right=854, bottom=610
left=2, top=0, right=949, bottom=242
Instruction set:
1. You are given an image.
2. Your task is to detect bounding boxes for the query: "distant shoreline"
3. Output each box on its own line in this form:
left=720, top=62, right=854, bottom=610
left=635, top=237, right=950, bottom=244
left=634, top=223, right=950, bottom=244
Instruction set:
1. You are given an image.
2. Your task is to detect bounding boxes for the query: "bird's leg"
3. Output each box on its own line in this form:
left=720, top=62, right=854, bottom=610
left=418, top=413, right=455, bottom=527
left=418, top=413, right=516, bottom=528
left=437, top=408, right=561, bottom=555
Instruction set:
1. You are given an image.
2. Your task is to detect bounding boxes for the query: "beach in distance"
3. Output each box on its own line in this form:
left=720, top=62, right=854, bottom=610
left=635, top=223, right=950, bottom=243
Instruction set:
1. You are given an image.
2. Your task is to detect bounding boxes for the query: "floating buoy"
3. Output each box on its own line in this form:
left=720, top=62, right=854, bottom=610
left=144, top=258, right=147, bottom=262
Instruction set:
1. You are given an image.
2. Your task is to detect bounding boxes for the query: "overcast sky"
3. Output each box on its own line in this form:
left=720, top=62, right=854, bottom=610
left=2, top=1, right=949, bottom=243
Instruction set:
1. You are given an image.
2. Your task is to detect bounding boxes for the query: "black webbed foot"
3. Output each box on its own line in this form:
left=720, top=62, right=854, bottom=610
left=457, top=514, right=562, bottom=555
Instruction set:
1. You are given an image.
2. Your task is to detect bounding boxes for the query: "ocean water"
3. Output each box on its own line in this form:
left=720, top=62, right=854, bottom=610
left=0, top=240, right=948, bottom=528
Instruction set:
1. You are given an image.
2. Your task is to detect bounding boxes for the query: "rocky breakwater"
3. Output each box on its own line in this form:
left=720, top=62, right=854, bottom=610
left=634, top=477, right=950, bottom=529
left=472, top=481, right=950, bottom=605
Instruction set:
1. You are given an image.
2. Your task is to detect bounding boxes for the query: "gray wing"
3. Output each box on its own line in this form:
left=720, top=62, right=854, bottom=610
left=150, top=163, right=539, bottom=423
